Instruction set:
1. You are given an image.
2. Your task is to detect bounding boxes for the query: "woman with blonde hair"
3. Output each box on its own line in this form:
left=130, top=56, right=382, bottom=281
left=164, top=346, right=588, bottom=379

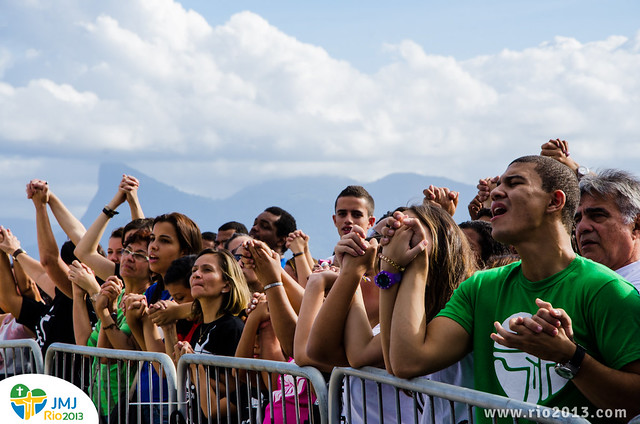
left=175, top=248, right=251, bottom=422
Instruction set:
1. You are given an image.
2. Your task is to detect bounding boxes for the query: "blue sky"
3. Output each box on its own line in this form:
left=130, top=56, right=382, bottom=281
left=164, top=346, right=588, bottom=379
left=1, top=0, right=640, bottom=222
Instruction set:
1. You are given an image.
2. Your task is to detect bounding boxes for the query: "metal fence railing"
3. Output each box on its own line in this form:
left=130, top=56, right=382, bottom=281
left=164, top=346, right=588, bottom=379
left=45, top=343, right=177, bottom=424
left=329, top=367, right=592, bottom=424
left=0, top=339, right=607, bottom=424
left=176, top=354, right=329, bottom=424
left=0, top=338, right=43, bottom=378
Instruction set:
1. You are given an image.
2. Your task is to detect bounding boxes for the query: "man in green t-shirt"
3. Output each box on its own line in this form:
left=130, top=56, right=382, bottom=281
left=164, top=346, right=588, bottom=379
left=380, top=155, right=640, bottom=422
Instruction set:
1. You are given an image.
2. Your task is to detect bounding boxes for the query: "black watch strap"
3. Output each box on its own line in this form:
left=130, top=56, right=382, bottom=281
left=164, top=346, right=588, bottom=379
left=568, top=343, right=586, bottom=369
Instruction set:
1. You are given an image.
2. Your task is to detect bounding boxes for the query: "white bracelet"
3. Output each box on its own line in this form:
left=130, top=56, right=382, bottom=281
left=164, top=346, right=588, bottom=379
left=263, top=282, right=283, bottom=291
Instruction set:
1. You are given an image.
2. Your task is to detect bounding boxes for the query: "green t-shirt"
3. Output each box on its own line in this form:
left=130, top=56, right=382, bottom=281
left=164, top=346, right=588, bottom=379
left=438, top=255, right=640, bottom=423
left=87, top=291, right=134, bottom=416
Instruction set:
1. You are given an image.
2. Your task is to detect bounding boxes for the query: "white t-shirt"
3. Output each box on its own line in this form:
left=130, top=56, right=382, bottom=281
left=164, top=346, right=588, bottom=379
left=615, top=260, right=640, bottom=292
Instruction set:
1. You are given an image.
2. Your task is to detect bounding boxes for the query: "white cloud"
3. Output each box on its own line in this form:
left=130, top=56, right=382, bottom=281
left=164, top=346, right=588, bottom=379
left=1, top=0, right=640, bottom=219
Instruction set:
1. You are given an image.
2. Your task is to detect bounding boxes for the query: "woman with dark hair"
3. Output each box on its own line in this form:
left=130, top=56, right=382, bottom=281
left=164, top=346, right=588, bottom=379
left=378, top=204, right=477, bottom=423
left=175, top=248, right=251, bottom=422
left=146, top=212, right=203, bottom=303
left=458, top=220, right=511, bottom=269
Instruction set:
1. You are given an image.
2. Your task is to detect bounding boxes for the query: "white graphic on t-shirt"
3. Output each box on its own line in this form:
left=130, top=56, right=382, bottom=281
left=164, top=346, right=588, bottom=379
left=493, top=312, right=568, bottom=403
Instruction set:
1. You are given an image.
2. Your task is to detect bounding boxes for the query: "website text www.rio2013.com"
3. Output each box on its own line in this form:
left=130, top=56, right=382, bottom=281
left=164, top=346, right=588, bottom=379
left=483, top=406, right=627, bottom=420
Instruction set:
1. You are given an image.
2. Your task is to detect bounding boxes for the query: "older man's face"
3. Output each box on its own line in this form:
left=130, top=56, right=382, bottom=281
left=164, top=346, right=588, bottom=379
left=574, top=193, right=638, bottom=270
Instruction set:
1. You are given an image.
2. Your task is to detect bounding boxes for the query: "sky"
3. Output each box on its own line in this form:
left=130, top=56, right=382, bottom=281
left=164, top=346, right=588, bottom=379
left=1, top=0, right=640, bottom=222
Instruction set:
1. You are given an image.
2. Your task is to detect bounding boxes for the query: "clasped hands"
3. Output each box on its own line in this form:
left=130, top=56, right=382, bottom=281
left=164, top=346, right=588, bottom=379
left=377, top=211, right=429, bottom=271
left=491, top=298, right=577, bottom=364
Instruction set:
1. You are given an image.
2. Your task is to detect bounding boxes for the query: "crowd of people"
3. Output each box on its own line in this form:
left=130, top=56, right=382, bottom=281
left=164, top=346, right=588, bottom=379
left=1, top=138, right=640, bottom=424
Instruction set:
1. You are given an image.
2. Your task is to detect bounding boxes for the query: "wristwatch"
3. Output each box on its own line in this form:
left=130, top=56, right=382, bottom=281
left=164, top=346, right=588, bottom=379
left=374, top=271, right=402, bottom=290
left=577, top=166, right=590, bottom=180
left=554, top=343, right=586, bottom=379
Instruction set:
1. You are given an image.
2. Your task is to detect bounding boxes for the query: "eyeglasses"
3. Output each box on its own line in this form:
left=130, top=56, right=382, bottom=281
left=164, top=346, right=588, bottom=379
left=121, top=248, right=149, bottom=262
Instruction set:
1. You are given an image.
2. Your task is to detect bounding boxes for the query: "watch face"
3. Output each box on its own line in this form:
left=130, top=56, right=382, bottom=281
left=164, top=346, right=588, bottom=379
left=554, top=364, right=575, bottom=380
left=375, top=272, right=392, bottom=289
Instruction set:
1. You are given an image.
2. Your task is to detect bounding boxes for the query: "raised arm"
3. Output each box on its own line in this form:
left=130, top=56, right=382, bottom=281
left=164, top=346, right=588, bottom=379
left=74, top=177, right=133, bottom=280
left=247, top=240, right=298, bottom=358
left=12, top=256, right=42, bottom=303
left=540, top=139, right=580, bottom=174
left=0, top=242, right=23, bottom=318
left=307, top=227, right=377, bottom=365
left=31, top=184, right=72, bottom=298
left=27, top=180, right=86, bottom=245
left=286, top=230, right=314, bottom=287
left=423, top=185, right=459, bottom=217
left=95, top=277, right=138, bottom=350
left=292, top=268, right=345, bottom=371
left=68, top=261, right=101, bottom=346
left=0, top=226, right=55, bottom=299
left=383, top=218, right=471, bottom=378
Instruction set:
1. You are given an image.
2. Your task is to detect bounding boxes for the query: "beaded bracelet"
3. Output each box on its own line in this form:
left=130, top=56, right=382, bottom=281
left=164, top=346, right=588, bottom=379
left=378, top=253, right=405, bottom=273
left=263, top=282, right=284, bottom=291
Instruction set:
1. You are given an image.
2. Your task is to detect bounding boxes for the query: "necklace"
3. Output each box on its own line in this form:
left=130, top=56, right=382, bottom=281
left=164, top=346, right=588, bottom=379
left=196, top=320, right=217, bottom=349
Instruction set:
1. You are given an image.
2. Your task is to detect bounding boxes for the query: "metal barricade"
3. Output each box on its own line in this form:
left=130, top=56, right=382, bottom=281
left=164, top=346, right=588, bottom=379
left=176, top=354, right=329, bottom=424
left=0, top=338, right=43, bottom=378
left=45, top=343, right=177, bottom=424
left=329, top=367, right=591, bottom=424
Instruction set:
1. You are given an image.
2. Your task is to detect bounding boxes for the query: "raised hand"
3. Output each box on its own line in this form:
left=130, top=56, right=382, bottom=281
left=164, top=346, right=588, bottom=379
left=0, top=227, right=21, bottom=255
left=381, top=217, right=429, bottom=271
left=245, top=240, right=281, bottom=287
left=123, top=293, right=148, bottom=320
left=68, top=260, right=100, bottom=295
left=540, top=139, right=579, bottom=173
left=95, top=276, right=124, bottom=313
left=286, top=230, right=309, bottom=254
left=477, top=177, right=499, bottom=209
left=423, top=185, right=459, bottom=217
left=27, top=179, right=50, bottom=203
left=148, top=299, right=181, bottom=327
left=119, top=174, right=140, bottom=204
left=334, top=225, right=377, bottom=275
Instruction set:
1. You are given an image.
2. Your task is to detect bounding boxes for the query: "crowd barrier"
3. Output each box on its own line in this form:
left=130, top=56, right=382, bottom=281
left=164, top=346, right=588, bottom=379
left=44, top=343, right=178, bottom=423
left=0, top=338, right=43, bottom=378
left=329, top=366, right=590, bottom=424
left=175, top=354, right=329, bottom=424
left=0, top=340, right=593, bottom=424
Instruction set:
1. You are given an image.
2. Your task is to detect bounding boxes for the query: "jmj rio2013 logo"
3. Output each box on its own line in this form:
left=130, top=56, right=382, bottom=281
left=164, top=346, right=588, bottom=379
left=10, top=383, right=47, bottom=420
left=1, top=374, right=97, bottom=422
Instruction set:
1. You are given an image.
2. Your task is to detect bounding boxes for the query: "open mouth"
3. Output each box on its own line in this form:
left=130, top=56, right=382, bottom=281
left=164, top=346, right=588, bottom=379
left=491, top=204, right=507, bottom=218
left=342, top=226, right=352, bottom=234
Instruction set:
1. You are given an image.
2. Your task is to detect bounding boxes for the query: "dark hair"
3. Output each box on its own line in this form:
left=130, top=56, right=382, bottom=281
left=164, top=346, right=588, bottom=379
left=218, top=221, right=248, bottom=234
left=60, top=240, right=79, bottom=265
left=458, top=220, right=511, bottom=268
left=510, top=155, right=579, bottom=234
left=335, top=185, right=375, bottom=216
left=110, top=227, right=124, bottom=240
left=264, top=207, right=296, bottom=253
left=580, top=169, right=640, bottom=225
left=407, top=204, right=476, bottom=322
left=191, top=249, right=251, bottom=321
left=164, top=255, right=196, bottom=289
left=485, top=253, right=521, bottom=269
left=223, top=232, right=250, bottom=251
left=123, top=228, right=152, bottom=249
left=122, top=218, right=154, bottom=245
left=201, top=231, right=216, bottom=242
left=153, top=213, right=202, bottom=256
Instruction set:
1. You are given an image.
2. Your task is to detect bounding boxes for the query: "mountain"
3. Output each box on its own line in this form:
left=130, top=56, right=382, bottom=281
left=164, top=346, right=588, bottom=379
left=12, top=163, right=478, bottom=260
